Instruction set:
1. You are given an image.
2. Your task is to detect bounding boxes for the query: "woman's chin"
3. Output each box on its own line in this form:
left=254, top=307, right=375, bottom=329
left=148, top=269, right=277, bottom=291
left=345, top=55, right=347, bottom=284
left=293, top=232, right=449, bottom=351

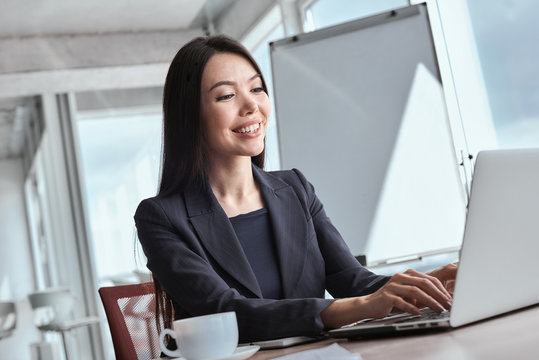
left=245, top=143, right=265, bottom=157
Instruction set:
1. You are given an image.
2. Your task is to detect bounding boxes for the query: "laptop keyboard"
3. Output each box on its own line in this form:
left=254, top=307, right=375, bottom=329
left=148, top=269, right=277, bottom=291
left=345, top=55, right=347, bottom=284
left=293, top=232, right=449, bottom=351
left=392, top=308, right=450, bottom=324
left=342, top=307, right=451, bottom=329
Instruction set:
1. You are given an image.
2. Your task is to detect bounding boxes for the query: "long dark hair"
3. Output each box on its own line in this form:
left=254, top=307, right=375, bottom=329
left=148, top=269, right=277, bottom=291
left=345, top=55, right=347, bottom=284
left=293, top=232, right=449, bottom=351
left=154, top=35, right=268, bottom=333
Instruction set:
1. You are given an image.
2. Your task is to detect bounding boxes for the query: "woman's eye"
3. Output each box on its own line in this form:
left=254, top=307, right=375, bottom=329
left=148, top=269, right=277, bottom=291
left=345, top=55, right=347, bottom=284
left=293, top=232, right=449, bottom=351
left=251, top=87, right=264, bottom=93
left=216, top=94, right=234, bottom=101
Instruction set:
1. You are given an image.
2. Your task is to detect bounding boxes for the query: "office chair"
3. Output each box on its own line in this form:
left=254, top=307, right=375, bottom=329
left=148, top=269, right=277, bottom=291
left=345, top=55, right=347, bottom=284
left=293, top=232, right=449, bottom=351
left=0, top=301, right=17, bottom=340
left=99, top=282, right=162, bottom=360
left=28, top=288, right=99, bottom=360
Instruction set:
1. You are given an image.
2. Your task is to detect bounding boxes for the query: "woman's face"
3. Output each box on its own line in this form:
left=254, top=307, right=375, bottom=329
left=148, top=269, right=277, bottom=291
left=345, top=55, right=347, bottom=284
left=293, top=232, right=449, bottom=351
left=200, top=52, right=270, bottom=163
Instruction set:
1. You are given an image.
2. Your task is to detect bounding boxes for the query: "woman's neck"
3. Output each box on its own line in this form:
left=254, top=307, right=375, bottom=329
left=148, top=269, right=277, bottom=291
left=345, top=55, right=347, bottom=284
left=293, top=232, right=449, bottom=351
left=207, top=156, right=255, bottom=197
left=206, top=156, right=265, bottom=217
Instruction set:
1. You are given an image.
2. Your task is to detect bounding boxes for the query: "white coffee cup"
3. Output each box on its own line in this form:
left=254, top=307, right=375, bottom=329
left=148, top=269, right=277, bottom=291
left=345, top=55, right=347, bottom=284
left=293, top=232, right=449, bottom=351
left=159, top=311, right=238, bottom=360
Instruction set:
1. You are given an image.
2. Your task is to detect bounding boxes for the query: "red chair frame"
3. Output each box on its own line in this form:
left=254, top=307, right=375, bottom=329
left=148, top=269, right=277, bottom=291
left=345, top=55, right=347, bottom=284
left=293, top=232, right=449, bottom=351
left=99, top=282, right=160, bottom=360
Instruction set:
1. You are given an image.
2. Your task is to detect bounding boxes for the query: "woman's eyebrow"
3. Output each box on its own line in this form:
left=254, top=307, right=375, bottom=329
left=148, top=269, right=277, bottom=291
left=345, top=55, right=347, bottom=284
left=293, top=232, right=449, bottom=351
left=209, top=80, right=234, bottom=92
left=208, top=73, right=261, bottom=92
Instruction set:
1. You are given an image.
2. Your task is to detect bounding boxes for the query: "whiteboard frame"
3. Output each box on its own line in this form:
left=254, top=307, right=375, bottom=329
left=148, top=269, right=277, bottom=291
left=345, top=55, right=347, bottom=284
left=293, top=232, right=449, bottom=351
left=269, top=4, right=467, bottom=261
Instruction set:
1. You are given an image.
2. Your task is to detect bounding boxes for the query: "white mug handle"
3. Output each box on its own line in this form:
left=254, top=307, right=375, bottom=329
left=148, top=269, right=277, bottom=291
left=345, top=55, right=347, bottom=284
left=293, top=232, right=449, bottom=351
left=159, top=328, right=183, bottom=358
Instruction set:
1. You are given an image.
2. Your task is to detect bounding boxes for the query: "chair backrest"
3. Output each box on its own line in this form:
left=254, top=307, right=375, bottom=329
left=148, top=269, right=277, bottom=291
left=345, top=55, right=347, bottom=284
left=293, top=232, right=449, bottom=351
left=99, top=282, right=161, bottom=360
left=28, top=288, right=75, bottom=330
left=0, top=302, right=17, bottom=338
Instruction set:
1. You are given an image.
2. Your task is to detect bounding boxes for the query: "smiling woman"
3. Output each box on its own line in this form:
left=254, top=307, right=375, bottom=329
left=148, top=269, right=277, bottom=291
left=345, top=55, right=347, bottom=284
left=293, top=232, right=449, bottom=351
left=134, top=35, right=457, bottom=344
left=201, top=53, right=270, bottom=173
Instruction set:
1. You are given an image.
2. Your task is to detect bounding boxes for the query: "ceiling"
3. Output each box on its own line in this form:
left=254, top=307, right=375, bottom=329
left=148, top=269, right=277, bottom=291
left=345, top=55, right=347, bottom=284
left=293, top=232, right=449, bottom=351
left=0, top=0, right=241, bottom=160
left=0, top=0, right=237, bottom=37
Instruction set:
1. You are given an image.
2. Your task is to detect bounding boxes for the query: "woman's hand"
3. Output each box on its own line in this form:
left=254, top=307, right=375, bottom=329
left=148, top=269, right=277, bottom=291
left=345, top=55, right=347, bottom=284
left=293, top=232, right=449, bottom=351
left=426, top=261, right=458, bottom=295
left=362, top=269, right=453, bottom=318
left=321, top=267, right=455, bottom=329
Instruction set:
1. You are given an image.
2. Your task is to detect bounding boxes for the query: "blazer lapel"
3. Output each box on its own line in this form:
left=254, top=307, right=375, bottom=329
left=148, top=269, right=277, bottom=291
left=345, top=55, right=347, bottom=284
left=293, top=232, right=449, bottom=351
left=253, top=166, right=309, bottom=298
left=184, top=183, right=262, bottom=298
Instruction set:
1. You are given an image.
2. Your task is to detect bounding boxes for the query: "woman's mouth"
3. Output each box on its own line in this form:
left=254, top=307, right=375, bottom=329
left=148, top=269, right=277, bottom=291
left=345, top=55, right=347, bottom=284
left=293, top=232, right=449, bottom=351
left=232, top=122, right=261, bottom=134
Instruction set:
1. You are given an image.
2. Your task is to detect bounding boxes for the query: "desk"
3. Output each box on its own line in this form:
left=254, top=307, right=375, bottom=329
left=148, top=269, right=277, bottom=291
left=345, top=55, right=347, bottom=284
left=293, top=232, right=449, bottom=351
left=251, top=305, right=539, bottom=359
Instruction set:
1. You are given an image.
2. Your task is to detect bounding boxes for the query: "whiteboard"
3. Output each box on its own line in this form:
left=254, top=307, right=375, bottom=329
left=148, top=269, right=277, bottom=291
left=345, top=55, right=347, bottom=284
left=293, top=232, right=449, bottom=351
left=270, top=5, right=467, bottom=261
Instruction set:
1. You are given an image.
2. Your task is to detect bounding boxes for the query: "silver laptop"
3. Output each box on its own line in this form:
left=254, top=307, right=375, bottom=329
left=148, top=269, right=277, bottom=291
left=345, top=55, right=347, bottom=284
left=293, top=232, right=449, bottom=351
left=329, top=148, right=539, bottom=338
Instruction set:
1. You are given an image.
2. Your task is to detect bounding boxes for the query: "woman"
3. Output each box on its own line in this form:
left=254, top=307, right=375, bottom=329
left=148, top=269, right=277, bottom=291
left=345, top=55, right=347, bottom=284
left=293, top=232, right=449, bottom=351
left=134, top=35, right=456, bottom=342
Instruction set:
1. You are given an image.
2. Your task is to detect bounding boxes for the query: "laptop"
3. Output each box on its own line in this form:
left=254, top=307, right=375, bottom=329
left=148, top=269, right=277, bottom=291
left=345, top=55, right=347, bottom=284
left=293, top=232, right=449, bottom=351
left=329, top=148, right=539, bottom=338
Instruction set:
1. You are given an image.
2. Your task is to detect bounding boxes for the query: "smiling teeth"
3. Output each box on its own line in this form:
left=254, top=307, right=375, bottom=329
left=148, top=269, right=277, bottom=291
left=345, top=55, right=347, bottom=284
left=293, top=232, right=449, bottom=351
left=235, top=123, right=260, bottom=133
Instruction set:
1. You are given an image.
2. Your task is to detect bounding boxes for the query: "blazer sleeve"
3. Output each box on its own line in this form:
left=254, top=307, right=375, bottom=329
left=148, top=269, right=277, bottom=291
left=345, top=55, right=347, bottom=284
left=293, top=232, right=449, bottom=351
left=291, top=169, right=390, bottom=297
left=135, top=197, right=334, bottom=343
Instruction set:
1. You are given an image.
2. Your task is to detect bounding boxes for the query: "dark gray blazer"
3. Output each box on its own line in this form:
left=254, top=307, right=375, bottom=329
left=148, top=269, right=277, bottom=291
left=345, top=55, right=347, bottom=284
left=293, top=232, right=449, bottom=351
left=134, top=166, right=389, bottom=342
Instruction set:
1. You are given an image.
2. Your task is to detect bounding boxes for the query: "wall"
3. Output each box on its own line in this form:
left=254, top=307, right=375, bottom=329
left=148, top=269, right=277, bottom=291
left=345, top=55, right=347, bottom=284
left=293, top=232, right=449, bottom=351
left=0, top=158, right=41, bottom=359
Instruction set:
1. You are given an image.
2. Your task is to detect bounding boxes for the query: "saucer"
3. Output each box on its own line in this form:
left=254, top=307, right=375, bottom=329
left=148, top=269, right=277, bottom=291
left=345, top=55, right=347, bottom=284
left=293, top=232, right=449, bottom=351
left=216, top=345, right=260, bottom=360
left=168, top=345, right=260, bottom=360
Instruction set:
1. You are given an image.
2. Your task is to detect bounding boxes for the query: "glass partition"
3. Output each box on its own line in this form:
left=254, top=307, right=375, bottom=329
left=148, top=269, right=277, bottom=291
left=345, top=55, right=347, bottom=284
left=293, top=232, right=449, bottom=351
left=73, top=88, right=162, bottom=286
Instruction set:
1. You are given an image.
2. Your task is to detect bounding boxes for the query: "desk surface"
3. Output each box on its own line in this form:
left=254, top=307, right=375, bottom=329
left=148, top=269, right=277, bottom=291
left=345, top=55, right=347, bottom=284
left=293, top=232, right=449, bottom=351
left=250, top=305, right=539, bottom=359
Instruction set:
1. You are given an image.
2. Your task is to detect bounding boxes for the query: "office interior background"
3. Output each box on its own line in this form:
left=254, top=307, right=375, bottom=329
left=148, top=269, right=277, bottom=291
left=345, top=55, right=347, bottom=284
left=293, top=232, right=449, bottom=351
left=0, top=0, right=538, bottom=359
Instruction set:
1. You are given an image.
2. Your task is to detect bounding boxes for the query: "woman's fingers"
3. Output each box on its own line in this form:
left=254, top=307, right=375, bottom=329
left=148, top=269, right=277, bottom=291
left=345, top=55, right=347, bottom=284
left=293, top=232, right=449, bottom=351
left=444, top=280, right=456, bottom=295
left=364, top=288, right=420, bottom=318
left=427, top=262, right=459, bottom=282
left=402, top=269, right=453, bottom=307
left=405, top=269, right=451, bottom=298
left=388, top=282, right=446, bottom=313
left=365, top=265, right=457, bottom=319
left=384, top=271, right=452, bottom=312
left=389, top=294, right=421, bottom=315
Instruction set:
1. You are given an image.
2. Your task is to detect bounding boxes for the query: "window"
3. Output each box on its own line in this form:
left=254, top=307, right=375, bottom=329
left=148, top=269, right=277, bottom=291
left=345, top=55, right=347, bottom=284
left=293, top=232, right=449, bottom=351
left=466, top=0, right=539, bottom=149
left=24, top=154, right=55, bottom=289
left=73, top=88, right=162, bottom=285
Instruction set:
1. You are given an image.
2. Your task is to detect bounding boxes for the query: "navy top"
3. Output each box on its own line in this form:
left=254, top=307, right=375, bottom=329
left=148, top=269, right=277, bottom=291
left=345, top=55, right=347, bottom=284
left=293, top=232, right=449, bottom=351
left=229, top=208, right=284, bottom=299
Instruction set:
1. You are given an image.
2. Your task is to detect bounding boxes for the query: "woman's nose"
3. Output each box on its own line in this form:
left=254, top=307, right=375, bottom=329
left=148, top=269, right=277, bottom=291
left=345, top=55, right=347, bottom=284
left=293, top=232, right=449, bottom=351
left=240, top=95, right=258, bottom=116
